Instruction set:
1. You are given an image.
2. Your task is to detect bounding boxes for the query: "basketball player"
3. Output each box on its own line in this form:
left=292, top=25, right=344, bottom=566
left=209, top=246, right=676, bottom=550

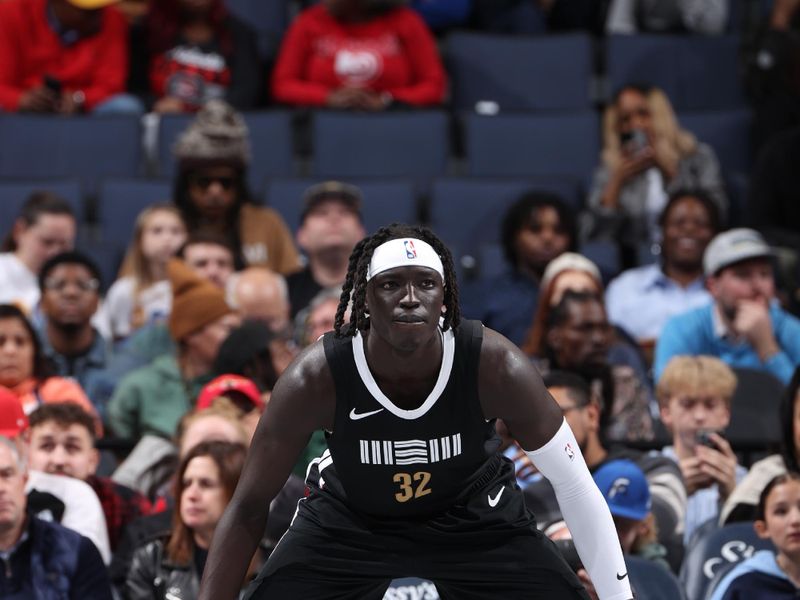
left=199, top=224, right=633, bottom=600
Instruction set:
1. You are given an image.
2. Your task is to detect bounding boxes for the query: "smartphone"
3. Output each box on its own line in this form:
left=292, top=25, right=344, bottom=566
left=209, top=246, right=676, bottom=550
left=696, top=430, right=724, bottom=449
left=619, top=129, right=648, bottom=154
left=43, top=74, right=62, bottom=94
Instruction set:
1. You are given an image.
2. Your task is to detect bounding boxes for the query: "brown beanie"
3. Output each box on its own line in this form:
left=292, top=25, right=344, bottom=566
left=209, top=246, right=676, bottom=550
left=172, top=99, right=251, bottom=169
left=168, top=258, right=233, bottom=341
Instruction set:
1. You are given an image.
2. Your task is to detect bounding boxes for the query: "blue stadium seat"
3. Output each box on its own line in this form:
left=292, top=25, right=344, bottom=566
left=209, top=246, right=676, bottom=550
left=680, top=522, right=775, bottom=600
left=606, top=35, right=747, bottom=110
left=157, top=111, right=294, bottom=192
left=75, top=237, right=126, bottom=294
left=728, top=368, right=784, bottom=449
left=224, top=0, right=288, bottom=58
left=463, top=113, right=599, bottom=182
left=445, top=33, right=593, bottom=112
left=265, top=179, right=418, bottom=234
left=0, top=180, right=83, bottom=227
left=579, top=239, right=621, bottom=284
left=428, top=178, right=579, bottom=269
left=678, top=110, right=753, bottom=174
left=0, top=115, right=142, bottom=187
left=626, top=556, right=686, bottom=600
left=95, top=179, right=172, bottom=246
left=311, top=111, right=449, bottom=179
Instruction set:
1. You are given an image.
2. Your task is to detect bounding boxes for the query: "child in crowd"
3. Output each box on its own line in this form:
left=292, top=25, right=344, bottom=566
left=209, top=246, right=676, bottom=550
left=657, top=355, right=747, bottom=544
left=103, top=204, right=187, bottom=341
left=709, top=473, right=800, bottom=599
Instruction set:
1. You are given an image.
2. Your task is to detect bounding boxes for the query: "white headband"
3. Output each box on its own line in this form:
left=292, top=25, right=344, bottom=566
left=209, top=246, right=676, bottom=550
left=366, top=238, right=445, bottom=282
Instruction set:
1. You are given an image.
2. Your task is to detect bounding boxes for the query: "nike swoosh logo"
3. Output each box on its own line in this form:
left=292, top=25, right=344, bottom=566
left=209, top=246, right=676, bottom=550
left=616, top=572, right=628, bottom=580
left=349, top=408, right=384, bottom=420
left=488, top=486, right=505, bottom=507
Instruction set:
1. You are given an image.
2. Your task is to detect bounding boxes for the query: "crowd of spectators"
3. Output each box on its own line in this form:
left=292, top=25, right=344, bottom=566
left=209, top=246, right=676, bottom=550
left=2, top=0, right=800, bottom=598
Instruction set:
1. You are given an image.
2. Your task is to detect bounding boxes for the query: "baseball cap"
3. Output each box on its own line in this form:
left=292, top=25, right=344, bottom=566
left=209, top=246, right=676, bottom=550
left=301, top=181, right=362, bottom=223
left=196, top=374, right=263, bottom=412
left=65, top=0, right=119, bottom=8
left=703, top=228, right=773, bottom=277
left=593, top=459, right=651, bottom=521
left=0, top=388, right=28, bottom=437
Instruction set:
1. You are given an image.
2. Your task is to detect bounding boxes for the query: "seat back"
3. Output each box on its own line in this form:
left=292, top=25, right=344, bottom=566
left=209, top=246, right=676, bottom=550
left=158, top=111, right=294, bottom=192
left=311, top=111, right=449, bottom=179
left=727, top=368, right=784, bottom=450
left=446, top=33, right=593, bottom=112
left=606, top=35, right=747, bottom=111
left=265, top=179, right=418, bottom=235
left=0, top=115, right=141, bottom=188
left=463, top=112, right=599, bottom=181
left=627, top=555, right=686, bottom=600
left=679, top=522, right=775, bottom=600
left=0, top=180, right=83, bottom=227
left=95, top=179, right=172, bottom=247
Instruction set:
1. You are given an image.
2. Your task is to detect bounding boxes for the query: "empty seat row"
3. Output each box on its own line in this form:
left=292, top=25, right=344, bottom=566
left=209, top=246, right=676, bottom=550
left=0, top=107, right=752, bottom=187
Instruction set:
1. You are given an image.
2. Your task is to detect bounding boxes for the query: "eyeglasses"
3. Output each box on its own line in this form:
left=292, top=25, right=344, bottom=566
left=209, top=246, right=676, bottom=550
left=190, top=174, right=236, bottom=191
left=44, top=278, right=99, bottom=293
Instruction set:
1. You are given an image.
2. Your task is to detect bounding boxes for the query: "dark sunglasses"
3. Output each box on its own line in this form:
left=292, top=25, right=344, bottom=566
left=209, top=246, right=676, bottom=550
left=190, top=175, right=236, bottom=191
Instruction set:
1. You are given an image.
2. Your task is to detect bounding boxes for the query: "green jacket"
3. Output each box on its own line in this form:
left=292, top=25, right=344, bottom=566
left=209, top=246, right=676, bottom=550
left=108, top=354, right=211, bottom=442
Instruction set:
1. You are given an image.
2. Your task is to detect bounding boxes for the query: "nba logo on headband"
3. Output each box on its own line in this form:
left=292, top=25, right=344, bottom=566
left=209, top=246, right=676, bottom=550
left=404, top=240, right=416, bottom=259
left=366, top=237, right=445, bottom=282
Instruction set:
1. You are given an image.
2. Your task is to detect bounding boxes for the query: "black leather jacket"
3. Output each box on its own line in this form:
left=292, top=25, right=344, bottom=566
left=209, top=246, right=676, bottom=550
left=124, top=537, right=199, bottom=600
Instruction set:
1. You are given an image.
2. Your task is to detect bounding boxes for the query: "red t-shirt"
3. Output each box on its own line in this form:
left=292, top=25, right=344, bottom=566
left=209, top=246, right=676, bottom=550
left=271, top=5, right=446, bottom=107
left=0, top=0, right=128, bottom=111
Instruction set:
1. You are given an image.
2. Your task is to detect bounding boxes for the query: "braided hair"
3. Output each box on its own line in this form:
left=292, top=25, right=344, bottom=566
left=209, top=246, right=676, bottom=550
left=334, top=223, right=461, bottom=337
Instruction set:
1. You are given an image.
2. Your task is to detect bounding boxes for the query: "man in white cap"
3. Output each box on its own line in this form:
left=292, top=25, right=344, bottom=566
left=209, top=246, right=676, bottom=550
left=0, top=0, right=141, bottom=114
left=654, top=228, right=800, bottom=383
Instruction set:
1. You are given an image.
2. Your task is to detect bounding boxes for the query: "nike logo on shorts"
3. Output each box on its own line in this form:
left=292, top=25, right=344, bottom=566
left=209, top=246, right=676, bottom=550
left=616, top=572, right=628, bottom=580
left=349, top=408, right=384, bottom=420
left=488, top=486, right=505, bottom=507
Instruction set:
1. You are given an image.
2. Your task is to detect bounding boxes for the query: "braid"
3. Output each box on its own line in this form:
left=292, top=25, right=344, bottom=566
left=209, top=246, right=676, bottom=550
left=334, top=223, right=461, bottom=337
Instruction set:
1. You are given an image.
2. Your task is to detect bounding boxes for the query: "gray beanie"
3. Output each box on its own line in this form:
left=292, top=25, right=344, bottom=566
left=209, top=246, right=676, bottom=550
left=173, top=100, right=251, bottom=168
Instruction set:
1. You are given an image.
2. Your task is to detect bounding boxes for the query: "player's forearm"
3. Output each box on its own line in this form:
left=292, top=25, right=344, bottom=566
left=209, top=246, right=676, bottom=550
left=526, top=419, right=633, bottom=600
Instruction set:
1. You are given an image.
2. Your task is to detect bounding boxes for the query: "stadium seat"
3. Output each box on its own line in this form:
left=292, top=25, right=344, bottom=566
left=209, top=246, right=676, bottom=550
left=157, top=111, right=294, bottom=191
left=310, top=111, right=449, bottom=179
left=463, top=113, right=600, bottom=181
left=265, top=179, right=419, bottom=234
left=579, top=239, right=622, bottom=284
left=428, top=178, right=581, bottom=254
left=626, top=555, right=686, bottom=600
left=445, top=33, right=593, bottom=112
left=679, top=521, right=775, bottom=600
left=606, top=35, right=747, bottom=111
left=224, top=0, right=288, bottom=58
left=95, top=179, right=172, bottom=246
left=679, top=110, right=753, bottom=174
left=0, top=179, right=83, bottom=226
left=727, top=368, right=784, bottom=450
left=0, top=115, right=142, bottom=187
left=75, top=237, right=126, bottom=294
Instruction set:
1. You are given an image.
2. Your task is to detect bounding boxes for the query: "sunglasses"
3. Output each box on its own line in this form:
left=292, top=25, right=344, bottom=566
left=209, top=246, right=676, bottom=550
left=190, top=175, right=236, bottom=191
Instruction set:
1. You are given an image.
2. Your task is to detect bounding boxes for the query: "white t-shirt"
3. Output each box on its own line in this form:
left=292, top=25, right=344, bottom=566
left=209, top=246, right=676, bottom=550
left=102, top=277, right=172, bottom=339
left=0, top=253, right=40, bottom=312
left=26, top=470, right=112, bottom=565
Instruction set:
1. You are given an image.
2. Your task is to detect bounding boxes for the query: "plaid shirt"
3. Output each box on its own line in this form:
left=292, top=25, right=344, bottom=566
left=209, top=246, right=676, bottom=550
left=87, top=475, right=152, bottom=552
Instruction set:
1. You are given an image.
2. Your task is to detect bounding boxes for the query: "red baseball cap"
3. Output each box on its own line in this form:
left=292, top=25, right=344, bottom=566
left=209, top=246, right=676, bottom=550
left=196, top=374, right=263, bottom=412
left=0, top=388, right=28, bottom=437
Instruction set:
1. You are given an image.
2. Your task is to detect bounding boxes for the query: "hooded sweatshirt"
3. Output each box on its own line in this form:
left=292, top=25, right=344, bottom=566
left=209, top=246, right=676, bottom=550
left=708, top=550, right=798, bottom=600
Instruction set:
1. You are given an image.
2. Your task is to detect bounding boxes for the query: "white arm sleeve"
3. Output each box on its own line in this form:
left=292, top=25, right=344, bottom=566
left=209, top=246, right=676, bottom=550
left=526, top=419, right=632, bottom=600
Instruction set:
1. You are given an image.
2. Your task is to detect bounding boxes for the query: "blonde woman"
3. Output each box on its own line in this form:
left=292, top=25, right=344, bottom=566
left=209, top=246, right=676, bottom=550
left=584, top=84, right=727, bottom=266
left=103, top=204, right=187, bottom=341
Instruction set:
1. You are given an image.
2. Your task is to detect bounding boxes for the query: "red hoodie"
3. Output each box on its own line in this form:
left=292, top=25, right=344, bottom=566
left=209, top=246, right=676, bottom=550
left=271, top=4, right=446, bottom=107
left=0, top=0, right=128, bottom=111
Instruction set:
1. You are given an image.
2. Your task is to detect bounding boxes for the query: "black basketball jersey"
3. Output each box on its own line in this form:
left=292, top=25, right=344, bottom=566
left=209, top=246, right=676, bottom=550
left=318, top=319, right=502, bottom=519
